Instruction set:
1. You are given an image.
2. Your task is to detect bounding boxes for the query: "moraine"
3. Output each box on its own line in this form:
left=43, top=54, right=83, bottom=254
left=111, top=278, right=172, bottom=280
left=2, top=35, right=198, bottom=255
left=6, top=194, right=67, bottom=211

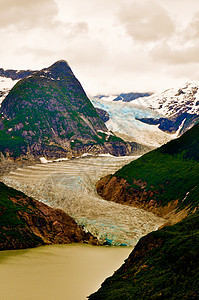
left=2, top=155, right=165, bottom=246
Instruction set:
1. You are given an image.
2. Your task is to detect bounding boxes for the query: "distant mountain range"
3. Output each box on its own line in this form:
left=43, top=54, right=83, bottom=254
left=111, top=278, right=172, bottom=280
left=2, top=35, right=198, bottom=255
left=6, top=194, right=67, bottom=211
left=0, top=60, right=141, bottom=160
left=92, top=92, right=152, bottom=103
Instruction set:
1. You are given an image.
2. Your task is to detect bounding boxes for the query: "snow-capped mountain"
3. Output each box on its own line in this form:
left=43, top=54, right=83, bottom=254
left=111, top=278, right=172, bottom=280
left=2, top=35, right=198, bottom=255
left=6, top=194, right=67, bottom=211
left=132, top=82, right=199, bottom=118
left=132, top=82, right=199, bottom=135
left=0, top=77, right=19, bottom=104
left=0, top=68, right=35, bottom=104
left=93, top=91, right=151, bottom=103
left=92, top=82, right=199, bottom=142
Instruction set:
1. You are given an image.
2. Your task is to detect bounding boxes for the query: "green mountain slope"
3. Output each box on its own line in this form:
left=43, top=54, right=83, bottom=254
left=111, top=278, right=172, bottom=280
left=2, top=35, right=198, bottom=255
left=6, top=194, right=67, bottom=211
left=0, top=60, right=136, bottom=159
left=89, top=211, right=199, bottom=300
left=97, top=122, right=199, bottom=213
left=90, top=123, right=199, bottom=299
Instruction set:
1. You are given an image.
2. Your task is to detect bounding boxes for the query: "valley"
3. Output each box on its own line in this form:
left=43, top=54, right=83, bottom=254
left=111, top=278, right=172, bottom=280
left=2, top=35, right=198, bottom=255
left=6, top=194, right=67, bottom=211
left=91, top=97, right=177, bottom=147
left=2, top=155, right=165, bottom=246
left=0, top=60, right=198, bottom=299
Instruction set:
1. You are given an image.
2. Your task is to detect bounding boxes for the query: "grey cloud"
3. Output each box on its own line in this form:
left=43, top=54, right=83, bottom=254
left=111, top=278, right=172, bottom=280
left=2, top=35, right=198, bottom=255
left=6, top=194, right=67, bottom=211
left=0, top=0, right=59, bottom=29
left=117, top=0, right=175, bottom=42
left=151, top=42, right=199, bottom=65
left=150, top=10, right=199, bottom=65
left=184, top=12, right=199, bottom=40
left=66, top=22, right=89, bottom=38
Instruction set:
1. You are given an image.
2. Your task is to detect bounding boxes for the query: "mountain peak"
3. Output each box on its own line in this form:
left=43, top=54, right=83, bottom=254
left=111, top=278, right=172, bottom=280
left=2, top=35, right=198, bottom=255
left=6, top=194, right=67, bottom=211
left=44, top=60, right=74, bottom=78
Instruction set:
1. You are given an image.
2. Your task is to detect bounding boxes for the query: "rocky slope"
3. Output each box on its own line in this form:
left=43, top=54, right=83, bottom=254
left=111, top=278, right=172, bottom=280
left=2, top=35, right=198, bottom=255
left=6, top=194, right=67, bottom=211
left=0, top=60, right=138, bottom=159
left=96, top=122, right=199, bottom=220
left=89, top=211, right=199, bottom=299
left=0, top=182, right=98, bottom=250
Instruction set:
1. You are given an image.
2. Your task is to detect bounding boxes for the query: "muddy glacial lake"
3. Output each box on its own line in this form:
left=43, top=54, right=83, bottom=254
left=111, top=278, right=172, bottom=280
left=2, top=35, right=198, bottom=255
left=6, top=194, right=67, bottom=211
left=0, top=243, right=132, bottom=300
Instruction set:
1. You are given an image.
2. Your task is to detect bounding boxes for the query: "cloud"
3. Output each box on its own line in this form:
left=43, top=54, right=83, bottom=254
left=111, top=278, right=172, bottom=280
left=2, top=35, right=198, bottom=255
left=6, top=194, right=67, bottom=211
left=151, top=11, right=199, bottom=65
left=184, top=11, right=199, bottom=40
left=0, top=0, right=59, bottom=29
left=117, top=0, right=175, bottom=42
left=151, top=42, right=199, bottom=65
left=64, top=22, right=89, bottom=38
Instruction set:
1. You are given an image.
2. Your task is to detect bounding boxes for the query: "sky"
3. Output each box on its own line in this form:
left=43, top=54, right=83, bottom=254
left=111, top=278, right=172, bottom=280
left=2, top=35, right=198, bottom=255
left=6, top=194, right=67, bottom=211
left=0, top=0, right=199, bottom=95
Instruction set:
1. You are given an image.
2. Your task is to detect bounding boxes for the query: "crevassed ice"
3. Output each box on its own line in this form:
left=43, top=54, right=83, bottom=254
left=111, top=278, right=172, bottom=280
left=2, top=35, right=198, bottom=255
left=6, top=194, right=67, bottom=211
left=2, top=156, right=165, bottom=246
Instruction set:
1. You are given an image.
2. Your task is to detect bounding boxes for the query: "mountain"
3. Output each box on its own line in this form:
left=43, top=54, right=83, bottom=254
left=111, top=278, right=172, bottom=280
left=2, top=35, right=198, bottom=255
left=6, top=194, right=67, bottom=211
left=0, top=68, right=35, bottom=80
left=89, top=211, right=199, bottom=300
left=96, top=121, right=199, bottom=218
left=92, top=92, right=152, bottom=103
left=92, top=82, right=199, bottom=137
left=0, top=182, right=99, bottom=250
left=0, top=68, right=35, bottom=104
left=0, top=60, right=138, bottom=159
left=131, top=82, right=199, bottom=135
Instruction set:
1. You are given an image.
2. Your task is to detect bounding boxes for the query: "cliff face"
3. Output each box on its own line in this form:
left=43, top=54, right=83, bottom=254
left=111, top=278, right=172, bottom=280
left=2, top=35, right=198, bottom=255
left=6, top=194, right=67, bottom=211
left=0, top=182, right=98, bottom=250
left=96, top=175, right=181, bottom=218
left=89, top=211, right=199, bottom=299
left=0, top=60, right=136, bottom=159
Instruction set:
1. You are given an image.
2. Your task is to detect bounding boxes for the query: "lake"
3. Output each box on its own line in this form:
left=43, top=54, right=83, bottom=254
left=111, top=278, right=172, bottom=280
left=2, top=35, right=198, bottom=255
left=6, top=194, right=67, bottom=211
left=0, top=243, right=132, bottom=300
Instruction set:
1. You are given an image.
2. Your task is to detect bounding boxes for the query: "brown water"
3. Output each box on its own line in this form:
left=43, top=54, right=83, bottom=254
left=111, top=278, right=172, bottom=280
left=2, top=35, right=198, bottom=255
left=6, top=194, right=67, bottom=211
left=0, top=244, right=132, bottom=300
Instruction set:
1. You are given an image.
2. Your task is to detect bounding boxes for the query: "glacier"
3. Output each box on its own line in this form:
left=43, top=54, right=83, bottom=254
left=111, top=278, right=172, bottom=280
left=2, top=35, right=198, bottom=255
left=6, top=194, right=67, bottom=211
left=2, top=156, right=165, bottom=246
left=91, top=98, right=177, bottom=147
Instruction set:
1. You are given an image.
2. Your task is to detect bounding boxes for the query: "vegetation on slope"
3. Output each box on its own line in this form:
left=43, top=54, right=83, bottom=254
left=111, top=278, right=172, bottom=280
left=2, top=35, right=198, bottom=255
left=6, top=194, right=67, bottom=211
left=98, top=122, right=199, bottom=212
left=0, top=182, right=98, bottom=250
left=0, top=60, right=139, bottom=158
left=89, top=211, right=199, bottom=299
left=0, top=182, right=44, bottom=249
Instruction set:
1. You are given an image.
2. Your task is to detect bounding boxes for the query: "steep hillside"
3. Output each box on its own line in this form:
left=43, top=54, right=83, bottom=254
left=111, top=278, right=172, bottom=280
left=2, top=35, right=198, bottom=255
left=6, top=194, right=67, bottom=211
left=90, top=111, right=199, bottom=300
left=0, top=182, right=98, bottom=250
left=97, top=122, right=199, bottom=217
left=89, top=211, right=199, bottom=299
left=0, top=60, right=136, bottom=159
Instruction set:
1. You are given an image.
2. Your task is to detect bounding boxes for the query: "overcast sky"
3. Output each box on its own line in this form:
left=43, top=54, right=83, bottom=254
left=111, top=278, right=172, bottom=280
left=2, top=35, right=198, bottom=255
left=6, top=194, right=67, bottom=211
left=1, top=0, right=199, bottom=95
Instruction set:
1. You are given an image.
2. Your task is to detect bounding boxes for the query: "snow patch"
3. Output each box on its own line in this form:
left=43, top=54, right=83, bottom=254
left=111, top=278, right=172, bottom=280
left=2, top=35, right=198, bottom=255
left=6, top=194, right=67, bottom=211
left=40, top=157, right=52, bottom=164
left=131, top=82, right=199, bottom=117
left=81, top=153, right=93, bottom=157
left=97, top=130, right=114, bottom=136
left=98, top=153, right=115, bottom=157
left=40, top=157, right=69, bottom=163
left=0, top=76, right=19, bottom=105
left=100, top=95, right=118, bottom=102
